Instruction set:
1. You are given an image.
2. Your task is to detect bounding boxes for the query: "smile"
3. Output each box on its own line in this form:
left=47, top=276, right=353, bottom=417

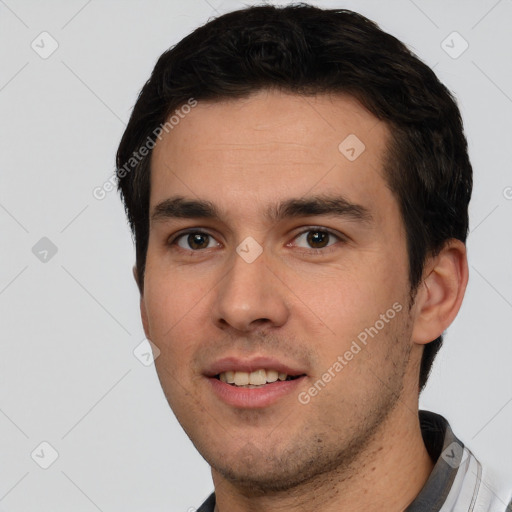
left=217, top=369, right=302, bottom=388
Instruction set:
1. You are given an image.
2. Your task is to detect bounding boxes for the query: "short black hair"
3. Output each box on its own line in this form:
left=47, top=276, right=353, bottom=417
left=116, top=3, right=472, bottom=392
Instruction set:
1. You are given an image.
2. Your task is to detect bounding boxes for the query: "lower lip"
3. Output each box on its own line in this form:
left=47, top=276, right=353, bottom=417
left=207, top=376, right=306, bottom=408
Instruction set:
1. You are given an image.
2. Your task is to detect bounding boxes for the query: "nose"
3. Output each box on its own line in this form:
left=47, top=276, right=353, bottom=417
left=212, top=244, right=290, bottom=333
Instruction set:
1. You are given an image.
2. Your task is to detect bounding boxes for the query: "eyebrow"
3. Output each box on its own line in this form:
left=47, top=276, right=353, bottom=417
left=151, top=194, right=373, bottom=225
left=268, top=195, right=373, bottom=224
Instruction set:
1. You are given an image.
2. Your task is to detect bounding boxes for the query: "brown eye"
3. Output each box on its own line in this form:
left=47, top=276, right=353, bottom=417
left=188, top=233, right=210, bottom=249
left=306, top=230, right=330, bottom=248
left=291, top=228, right=343, bottom=252
left=173, top=231, right=218, bottom=250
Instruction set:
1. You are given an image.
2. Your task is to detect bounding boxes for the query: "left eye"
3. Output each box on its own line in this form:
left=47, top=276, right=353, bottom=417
left=174, top=232, right=220, bottom=250
left=292, top=229, right=341, bottom=249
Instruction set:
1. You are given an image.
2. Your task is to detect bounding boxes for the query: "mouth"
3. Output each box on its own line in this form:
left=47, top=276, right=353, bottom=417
left=204, top=357, right=308, bottom=408
left=215, top=369, right=305, bottom=388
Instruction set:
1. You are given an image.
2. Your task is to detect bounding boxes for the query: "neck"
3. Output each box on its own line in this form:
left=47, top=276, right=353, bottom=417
left=212, top=402, right=434, bottom=512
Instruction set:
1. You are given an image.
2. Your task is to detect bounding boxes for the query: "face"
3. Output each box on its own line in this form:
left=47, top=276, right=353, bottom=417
left=143, top=90, right=419, bottom=491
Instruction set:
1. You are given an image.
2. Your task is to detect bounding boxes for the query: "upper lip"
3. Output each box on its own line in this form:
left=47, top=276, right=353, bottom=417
left=204, top=356, right=307, bottom=377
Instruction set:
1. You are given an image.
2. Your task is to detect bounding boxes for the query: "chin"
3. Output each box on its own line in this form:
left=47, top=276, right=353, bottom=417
left=214, top=463, right=314, bottom=494
left=208, top=440, right=342, bottom=495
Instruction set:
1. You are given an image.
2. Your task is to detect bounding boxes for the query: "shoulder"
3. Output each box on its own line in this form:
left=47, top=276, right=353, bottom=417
left=444, top=446, right=512, bottom=512
left=415, top=410, right=511, bottom=512
left=196, top=492, right=216, bottom=512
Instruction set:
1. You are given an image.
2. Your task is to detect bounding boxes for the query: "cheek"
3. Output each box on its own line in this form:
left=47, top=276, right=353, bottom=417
left=287, top=258, right=410, bottom=388
left=145, top=276, right=204, bottom=399
left=142, top=280, right=205, bottom=383
left=143, top=255, right=210, bottom=333
left=290, top=253, right=403, bottom=329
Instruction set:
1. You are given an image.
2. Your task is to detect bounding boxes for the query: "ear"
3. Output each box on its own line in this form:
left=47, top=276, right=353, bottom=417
left=132, top=265, right=150, bottom=339
left=411, top=239, right=469, bottom=345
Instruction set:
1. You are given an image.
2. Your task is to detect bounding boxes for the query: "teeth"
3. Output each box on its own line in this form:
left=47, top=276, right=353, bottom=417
left=234, top=372, right=249, bottom=386
left=266, top=370, right=278, bottom=382
left=218, top=369, right=292, bottom=386
left=249, top=369, right=266, bottom=385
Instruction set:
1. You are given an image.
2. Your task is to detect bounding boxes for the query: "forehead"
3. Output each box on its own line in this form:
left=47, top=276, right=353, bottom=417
left=149, top=90, right=394, bottom=225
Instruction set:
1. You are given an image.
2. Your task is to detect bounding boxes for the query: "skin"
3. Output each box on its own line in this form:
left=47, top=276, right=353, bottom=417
left=140, top=90, right=468, bottom=511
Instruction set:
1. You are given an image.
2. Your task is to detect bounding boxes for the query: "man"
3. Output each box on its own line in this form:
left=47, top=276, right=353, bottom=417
left=116, top=4, right=511, bottom=511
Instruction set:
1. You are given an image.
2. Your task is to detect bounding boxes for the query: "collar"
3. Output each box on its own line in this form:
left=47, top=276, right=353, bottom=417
left=405, top=410, right=462, bottom=511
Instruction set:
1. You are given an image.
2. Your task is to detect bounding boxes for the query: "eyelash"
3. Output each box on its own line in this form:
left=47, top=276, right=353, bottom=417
left=168, top=227, right=347, bottom=255
left=286, top=227, right=346, bottom=255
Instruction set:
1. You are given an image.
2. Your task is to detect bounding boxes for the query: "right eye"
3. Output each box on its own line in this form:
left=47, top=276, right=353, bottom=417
left=171, top=231, right=221, bottom=251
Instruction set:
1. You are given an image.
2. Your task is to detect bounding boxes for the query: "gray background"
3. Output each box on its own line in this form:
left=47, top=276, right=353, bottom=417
left=0, top=0, right=511, bottom=510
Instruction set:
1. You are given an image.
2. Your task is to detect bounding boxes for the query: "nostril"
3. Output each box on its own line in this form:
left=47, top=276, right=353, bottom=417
left=253, top=318, right=271, bottom=325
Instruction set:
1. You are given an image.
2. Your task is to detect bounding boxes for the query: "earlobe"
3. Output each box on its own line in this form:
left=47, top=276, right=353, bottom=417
left=411, top=239, right=469, bottom=345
